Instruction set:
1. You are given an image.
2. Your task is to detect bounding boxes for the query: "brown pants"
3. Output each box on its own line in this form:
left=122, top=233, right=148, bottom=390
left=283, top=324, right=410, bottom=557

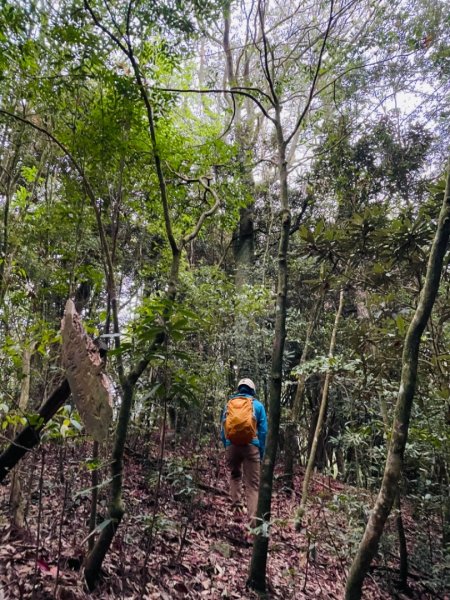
left=225, top=444, right=260, bottom=526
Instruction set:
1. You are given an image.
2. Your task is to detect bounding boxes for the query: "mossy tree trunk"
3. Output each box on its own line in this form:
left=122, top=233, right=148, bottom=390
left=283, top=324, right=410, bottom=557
left=345, top=162, right=450, bottom=600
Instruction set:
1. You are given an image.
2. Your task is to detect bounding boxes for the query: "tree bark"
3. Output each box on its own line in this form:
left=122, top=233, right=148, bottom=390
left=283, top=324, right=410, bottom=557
left=345, top=162, right=450, bottom=600
left=61, top=300, right=113, bottom=442
left=233, top=205, right=255, bottom=289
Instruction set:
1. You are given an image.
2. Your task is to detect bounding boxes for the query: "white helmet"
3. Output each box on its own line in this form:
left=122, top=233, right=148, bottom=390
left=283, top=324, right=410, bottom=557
left=238, top=378, right=256, bottom=393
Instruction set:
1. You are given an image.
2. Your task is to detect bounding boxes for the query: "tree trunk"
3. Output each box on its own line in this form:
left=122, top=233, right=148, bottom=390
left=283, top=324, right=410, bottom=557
left=295, top=286, right=345, bottom=526
left=380, top=389, right=408, bottom=586
left=223, top=4, right=256, bottom=373
left=443, top=486, right=450, bottom=551
left=233, top=205, right=255, bottom=288
left=345, top=163, right=450, bottom=600
left=84, top=380, right=133, bottom=590
left=9, top=344, right=35, bottom=527
left=395, top=492, right=408, bottom=590
left=247, top=120, right=290, bottom=593
left=0, top=120, right=24, bottom=307
left=87, top=441, right=100, bottom=552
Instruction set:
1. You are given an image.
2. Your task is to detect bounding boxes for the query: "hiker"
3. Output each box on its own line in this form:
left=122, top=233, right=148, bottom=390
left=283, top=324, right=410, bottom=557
left=221, top=378, right=268, bottom=527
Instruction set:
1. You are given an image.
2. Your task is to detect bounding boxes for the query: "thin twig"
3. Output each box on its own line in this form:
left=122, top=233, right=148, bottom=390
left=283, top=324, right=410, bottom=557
left=32, top=449, right=46, bottom=599
left=53, top=479, right=69, bottom=597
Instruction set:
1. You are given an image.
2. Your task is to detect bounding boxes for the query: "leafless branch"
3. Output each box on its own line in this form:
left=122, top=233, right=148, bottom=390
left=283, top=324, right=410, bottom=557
left=154, top=86, right=276, bottom=124
left=125, top=0, right=133, bottom=40
left=219, top=92, right=237, bottom=140
left=285, top=0, right=335, bottom=147
left=257, top=0, right=278, bottom=106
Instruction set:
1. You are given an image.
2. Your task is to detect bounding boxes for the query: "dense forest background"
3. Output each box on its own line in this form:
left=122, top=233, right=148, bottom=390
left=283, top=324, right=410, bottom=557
left=0, top=0, right=449, bottom=598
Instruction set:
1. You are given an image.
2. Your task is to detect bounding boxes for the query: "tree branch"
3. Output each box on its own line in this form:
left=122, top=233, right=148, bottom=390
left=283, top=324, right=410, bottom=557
left=155, top=87, right=276, bottom=124
left=257, top=0, right=278, bottom=106
left=84, top=0, right=129, bottom=57
left=182, top=178, right=222, bottom=245
left=285, top=0, right=335, bottom=147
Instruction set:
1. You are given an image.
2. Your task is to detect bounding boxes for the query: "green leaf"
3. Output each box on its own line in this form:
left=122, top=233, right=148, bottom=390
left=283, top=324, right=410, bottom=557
left=21, top=165, right=38, bottom=183
left=395, top=314, right=406, bottom=335
left=299, top=225, right=315, bottom=243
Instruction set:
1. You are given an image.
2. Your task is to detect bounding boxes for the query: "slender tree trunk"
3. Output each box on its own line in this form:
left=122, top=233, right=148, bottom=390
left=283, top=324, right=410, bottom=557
left=443, top=481, right=450, bottom=551
left=380, top=386, right=409, bottom=586
left=233, top=205, right=255, bottom=288
left=233, top=202, right=256, bottom=376
left=0, top=185, right=11, bottom=307
left=345, top=163, right=450, bottom=600
left=284, top=291, right=325, bottom=489
left=395, top=492, right=408, bottom=590
left=87, top=441, right=99, bottom=552
left=223, top=4, right=256, bottom=374
left=10, top=343, right=35, bottom=527
left=295, top=286, right=345, bottom=526
left=84, top=380, right=133, bottom=590
left=247, top=120, right=290, bottom=593
left=0, top=122, right=25, bottom=307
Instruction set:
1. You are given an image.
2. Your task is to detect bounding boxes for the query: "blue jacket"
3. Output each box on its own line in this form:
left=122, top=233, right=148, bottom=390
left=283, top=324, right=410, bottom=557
left=221, top=394, right=268, bottom=459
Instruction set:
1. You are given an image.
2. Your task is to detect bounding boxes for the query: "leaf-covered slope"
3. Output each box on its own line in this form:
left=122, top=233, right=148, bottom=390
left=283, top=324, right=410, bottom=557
left=0, top=438, right=443, bottom=599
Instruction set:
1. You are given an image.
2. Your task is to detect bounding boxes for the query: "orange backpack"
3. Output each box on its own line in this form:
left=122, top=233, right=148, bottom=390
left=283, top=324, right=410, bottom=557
left=224, top=396, right=257, bottom=445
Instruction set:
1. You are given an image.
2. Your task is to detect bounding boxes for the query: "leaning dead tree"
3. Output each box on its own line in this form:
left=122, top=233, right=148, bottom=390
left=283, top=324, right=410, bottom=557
left=61, top=299, right=113, bottom=443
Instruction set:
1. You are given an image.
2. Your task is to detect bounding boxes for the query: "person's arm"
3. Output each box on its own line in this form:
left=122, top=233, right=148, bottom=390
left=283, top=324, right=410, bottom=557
left=220, top=407, right=226, bottom=447
left=256, top=401, right=268, bottom=459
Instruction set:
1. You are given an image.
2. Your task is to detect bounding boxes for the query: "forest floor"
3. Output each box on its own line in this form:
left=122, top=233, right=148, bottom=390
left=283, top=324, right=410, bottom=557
left=0, top=435, right=447, bottom=599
